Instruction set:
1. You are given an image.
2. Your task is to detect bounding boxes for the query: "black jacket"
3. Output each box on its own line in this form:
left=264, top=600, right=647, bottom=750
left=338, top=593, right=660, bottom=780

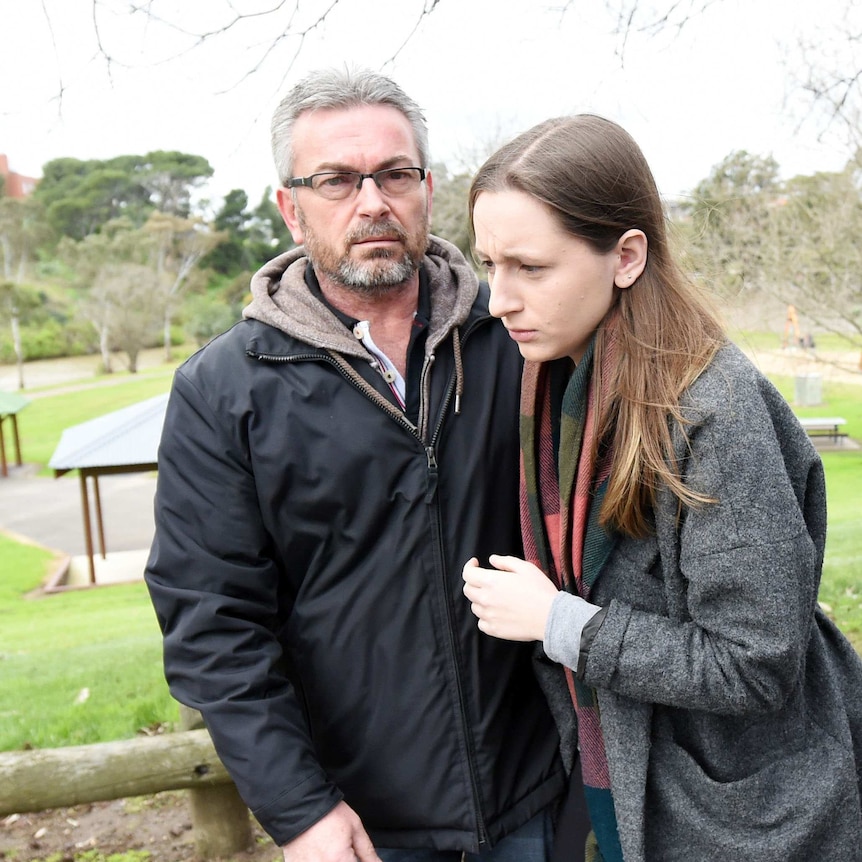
left=145, top=237, right=564, bottom=852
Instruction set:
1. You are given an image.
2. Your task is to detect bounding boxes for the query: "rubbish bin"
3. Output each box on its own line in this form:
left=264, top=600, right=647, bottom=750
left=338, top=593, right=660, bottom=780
left=795, top=373, right=822, bottom=406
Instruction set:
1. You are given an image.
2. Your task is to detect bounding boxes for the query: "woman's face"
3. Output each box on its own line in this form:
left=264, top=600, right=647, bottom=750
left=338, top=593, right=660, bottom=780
left=473, top=189, right=628, bottom=365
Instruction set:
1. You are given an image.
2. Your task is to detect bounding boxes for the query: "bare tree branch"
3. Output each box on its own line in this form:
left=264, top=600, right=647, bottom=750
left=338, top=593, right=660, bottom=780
left=39, top=0, right=69, bottom=116
left=548, top=0, right=724, bottom=64
left=384, top=0, right=442, bottom=66
left=791, top=7, right=862, bottom=149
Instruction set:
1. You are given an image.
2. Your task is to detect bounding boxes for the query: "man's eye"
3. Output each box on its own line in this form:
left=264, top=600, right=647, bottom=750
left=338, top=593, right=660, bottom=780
left=321, top=173, right=353, bottom=187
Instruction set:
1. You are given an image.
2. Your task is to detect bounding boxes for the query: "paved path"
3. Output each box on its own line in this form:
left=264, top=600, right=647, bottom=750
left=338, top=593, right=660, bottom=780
left=0, top=465, right=157, bottom=585
left=0, top=349, right=171, bottom=585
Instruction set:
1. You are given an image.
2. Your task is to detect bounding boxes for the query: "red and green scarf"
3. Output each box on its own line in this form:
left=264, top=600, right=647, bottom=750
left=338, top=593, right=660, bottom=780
left=519, top=321, right=624, bottom=862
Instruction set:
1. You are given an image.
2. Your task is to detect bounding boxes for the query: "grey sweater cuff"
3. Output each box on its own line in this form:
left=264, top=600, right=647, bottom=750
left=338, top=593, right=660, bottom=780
left=543, top=591, right=604, bottom=674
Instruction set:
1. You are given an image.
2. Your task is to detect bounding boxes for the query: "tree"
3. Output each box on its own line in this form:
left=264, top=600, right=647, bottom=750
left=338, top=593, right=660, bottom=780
left=0, top=195, right=52, bottom=386
left=0, top=197, right=49, bottom=282
left=87, top=262, right=163, bottom=373
left=34, top=152, right=214, bottom=242
left=769, top=163, right=862, bottom=351
left=680, top=149, right=862, bottom=360
left=204, top=187, right=294, bottom=277
left=144, top=211, right=225, bottom=359
left=203, top=189, right=255, bottom=275
left=429, top=164, right=473, bottom=263
left=0, top=282, right=42, bottom=389
left=35, top=158, right=151, bottom=241
left=247, top=188, right=294, bottom=260
left=793, top=4, right=862, bottom=150
left=59, top=218, right=158, bottom=372
left=139, top=151, right=214, bottom=217
left=682, top=151, right=782, bottom=298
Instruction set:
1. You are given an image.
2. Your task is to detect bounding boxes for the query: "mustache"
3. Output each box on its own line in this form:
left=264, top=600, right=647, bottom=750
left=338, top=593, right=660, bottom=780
left=345, top=221, right=408, bottom=244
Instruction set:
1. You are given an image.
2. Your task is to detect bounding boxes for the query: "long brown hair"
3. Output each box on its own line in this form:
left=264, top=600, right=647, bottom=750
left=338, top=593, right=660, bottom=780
left=469, top=115, right=725, bottom=537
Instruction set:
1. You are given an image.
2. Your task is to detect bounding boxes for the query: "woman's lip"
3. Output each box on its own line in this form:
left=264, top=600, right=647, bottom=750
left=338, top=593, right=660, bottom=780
left=505, top=328, right=537, bottom=342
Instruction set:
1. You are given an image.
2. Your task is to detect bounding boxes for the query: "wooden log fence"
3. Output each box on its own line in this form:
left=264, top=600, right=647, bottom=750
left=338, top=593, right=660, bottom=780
left=0, top=708, right=253, bottom=859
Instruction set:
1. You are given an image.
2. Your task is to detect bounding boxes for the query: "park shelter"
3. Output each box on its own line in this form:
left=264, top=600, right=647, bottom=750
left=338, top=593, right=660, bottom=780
left=0, top=391, right=29, bottom=477
left=48, top=393, right=168, bottom=584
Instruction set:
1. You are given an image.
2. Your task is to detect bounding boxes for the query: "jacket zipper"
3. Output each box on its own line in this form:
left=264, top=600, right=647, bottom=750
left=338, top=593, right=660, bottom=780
left=424, top=332, right=490, bottom=849
left=424, top=439, right=489, bottom=848
left=250, top=316, right=495, bottom=848
left=248, top=350, right=420, bottom=438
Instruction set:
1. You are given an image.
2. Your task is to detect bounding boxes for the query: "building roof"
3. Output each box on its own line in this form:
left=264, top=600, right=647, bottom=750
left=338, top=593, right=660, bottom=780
left=49, top=393, right=168, bottom=473
left=0, top=391, right=30, bottom=415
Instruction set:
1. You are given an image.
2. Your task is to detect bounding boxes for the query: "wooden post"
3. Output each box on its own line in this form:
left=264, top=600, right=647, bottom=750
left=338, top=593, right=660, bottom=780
left=92, top=473, right=106, bottom=559
left=0, top=418, right=7, bottom=478
left=11, top=414, right=22, bottom=467
left=178, top=705, right=252, bottom=859
left=78, top=471, right=96, bottom=584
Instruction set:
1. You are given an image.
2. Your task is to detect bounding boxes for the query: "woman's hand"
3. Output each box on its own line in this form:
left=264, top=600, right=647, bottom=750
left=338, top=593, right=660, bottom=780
left=462, top=554, right=559, bottom=642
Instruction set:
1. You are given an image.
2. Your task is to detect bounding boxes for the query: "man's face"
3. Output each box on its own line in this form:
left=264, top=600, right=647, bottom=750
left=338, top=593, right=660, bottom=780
left=277, top=104, right=433, bottom=296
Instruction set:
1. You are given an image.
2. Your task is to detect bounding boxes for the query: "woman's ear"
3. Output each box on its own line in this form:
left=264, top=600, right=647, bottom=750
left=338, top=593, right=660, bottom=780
left=613, top=229, right=648, bottom=288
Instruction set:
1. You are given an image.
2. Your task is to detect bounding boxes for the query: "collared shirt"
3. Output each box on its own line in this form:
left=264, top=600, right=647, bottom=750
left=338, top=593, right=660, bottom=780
left=305, top=263, right=430, bottom=424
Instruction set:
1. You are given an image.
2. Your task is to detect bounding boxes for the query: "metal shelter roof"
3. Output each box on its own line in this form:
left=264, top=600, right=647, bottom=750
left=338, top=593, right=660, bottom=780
left=49, top=392, right=168, bottom=474
left=0, top=390, right=30, bottom=477
left=0, top=391, right=30, bottom=415
left=47, top=392, right=169, bottom=585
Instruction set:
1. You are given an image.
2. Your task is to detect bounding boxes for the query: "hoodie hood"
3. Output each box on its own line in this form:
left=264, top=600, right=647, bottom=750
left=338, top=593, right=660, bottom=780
left=242, top=234, right=479, bottom=361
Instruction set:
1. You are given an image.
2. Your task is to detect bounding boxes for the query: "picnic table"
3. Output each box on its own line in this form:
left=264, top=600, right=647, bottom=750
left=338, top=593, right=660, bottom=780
left=796, top=416, right=848, bottom=443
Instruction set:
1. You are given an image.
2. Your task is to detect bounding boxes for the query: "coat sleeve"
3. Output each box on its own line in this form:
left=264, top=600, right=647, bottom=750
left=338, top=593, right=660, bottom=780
left=582, top=360, right=827, bottom=716
left=144, top=368, right=343, bottom=845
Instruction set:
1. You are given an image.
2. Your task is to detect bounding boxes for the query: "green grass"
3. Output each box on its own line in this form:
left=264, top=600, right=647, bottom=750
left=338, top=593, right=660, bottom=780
left=1, top=362, right=182, bottom=752
left=0, top=532, right=177, bottom=751
left=818, top=450, right=862, bottom=649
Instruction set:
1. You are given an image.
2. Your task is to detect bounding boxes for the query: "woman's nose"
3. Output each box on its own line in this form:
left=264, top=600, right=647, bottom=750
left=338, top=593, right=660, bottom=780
left=487, top=274, right=519, bottom=320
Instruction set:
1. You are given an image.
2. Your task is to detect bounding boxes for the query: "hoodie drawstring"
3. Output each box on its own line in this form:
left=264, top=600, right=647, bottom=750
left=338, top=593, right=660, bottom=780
left=452, top=327, right=463, bottom=416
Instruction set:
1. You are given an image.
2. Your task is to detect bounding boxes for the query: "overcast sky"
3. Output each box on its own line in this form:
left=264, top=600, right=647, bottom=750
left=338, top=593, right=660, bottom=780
left=1, top=0, right=856, bottom=208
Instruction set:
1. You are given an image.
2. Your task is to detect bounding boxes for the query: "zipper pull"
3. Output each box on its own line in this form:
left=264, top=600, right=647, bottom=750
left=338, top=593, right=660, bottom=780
left=424, top=445, right=438, bottom=503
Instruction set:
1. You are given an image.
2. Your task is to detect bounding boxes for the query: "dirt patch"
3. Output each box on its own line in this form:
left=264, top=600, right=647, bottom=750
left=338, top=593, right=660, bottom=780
left=0, top=792, right=280, bottom=862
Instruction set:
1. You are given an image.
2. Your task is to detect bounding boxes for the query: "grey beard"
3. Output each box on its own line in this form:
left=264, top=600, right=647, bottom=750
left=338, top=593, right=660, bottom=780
left=335, top=251, right=420, bottom=296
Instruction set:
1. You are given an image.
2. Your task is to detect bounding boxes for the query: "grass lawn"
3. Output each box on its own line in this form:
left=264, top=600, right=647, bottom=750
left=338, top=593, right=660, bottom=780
left=1, top=357, right=180, bottom=751
left=0, top=533, right=177, bottom=751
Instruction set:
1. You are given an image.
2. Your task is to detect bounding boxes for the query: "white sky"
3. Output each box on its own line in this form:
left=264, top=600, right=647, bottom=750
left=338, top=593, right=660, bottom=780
left=0, top=0, right=857, bottom=209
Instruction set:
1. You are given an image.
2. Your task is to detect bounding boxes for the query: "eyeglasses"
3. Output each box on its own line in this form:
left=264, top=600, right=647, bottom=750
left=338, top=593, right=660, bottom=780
left=286, top=167, right=426, bottom=200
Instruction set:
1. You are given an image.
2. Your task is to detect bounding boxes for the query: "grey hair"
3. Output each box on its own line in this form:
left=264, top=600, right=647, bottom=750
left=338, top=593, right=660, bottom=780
left=271, top=66, right=430, bottom=186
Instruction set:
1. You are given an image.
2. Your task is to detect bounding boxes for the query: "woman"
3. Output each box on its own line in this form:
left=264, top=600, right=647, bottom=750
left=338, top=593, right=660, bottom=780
left=462, top=114, right=862, bottom=861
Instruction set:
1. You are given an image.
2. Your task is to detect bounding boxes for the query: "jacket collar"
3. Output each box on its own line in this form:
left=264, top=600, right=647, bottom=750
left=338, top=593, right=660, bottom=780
left=242, top=234, right=478, bottom=360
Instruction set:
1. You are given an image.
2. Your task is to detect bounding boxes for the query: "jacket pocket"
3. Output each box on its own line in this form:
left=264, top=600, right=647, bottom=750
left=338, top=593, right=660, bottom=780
left=644, top=716, right=862, bottom=861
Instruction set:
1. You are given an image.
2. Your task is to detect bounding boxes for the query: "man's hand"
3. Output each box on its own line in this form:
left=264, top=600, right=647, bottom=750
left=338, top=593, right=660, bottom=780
left=281, top=801, right=380, bottom=862
left=462, top=554, right=558, bottom=642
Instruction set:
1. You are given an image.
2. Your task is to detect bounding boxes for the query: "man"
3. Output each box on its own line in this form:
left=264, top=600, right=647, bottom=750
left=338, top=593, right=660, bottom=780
left=144, top=67, right=564, bottom=862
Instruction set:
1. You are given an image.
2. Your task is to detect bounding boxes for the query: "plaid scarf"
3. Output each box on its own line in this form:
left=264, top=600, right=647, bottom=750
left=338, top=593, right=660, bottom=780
left=520, top=324, right=624, bottom=862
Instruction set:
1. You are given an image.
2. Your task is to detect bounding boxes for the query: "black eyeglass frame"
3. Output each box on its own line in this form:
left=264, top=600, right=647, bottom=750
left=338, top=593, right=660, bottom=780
left=286, top=167, right=427, bottom=197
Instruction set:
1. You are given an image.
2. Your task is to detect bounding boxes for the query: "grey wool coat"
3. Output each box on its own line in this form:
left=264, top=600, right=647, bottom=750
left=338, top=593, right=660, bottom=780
left=537, top=342, right=862, bottom=861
